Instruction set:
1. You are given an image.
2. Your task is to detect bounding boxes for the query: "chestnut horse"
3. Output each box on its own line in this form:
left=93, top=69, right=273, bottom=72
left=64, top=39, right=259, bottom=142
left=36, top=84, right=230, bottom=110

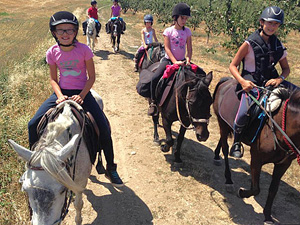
left=213, top=77, right=300, bottom=224
left=152, top=65, right=213, bottom=166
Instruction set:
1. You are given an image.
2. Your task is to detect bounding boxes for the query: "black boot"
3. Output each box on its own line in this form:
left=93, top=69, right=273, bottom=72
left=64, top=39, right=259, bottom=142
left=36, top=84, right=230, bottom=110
left=148, top=100, right=158, bottom=116
left=230, top=126, right=244, bottom=158
left=105, top=164, right=124, bottom=187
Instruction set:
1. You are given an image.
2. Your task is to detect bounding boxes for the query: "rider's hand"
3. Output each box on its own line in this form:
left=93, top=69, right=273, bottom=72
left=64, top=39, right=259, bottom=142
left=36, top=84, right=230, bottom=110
left=265, top=78, right=282, bottom=88
left=71, top=95, right=84, bottom=105
left=174, top=60, right=185, bottom=66
left=56, top=95, right=68, bottom=104
left=241, top=79, right=255, bottom=92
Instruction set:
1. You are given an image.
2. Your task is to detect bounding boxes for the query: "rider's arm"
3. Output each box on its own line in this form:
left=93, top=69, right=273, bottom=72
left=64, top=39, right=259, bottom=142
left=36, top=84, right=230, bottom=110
left=265, top=57, right=290, bottom=87
left=229, top=42, right=255, bottom=92
left=153, top=29, right=158, bottom=43
left=49, top=64, right=67, bottom=103
left=79, top=58, right=95, bottom=100
left=186, top=35, right=192, bottom=65
left=141, top=29, right=147, bottom=49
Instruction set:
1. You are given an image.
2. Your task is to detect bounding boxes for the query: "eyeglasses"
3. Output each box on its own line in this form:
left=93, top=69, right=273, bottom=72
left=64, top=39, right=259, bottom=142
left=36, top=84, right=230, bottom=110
left=55, top=29, right=76, bottom=35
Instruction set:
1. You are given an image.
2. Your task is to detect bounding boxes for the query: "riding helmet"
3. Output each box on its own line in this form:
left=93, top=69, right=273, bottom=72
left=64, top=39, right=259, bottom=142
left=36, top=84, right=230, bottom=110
left=49, top=11, right=79, bottom=32
left=144, top=14, right=153, bottom=23
left=91, top=0, right=97, bottom=5
left=172, top=3, right=191, bottom=18
left=260, top=6, right=284, bottom=24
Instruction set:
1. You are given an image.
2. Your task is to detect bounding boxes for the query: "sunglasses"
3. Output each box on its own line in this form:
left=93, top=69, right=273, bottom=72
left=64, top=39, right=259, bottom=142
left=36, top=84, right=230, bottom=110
left=55, top=29, right=76, bottom=35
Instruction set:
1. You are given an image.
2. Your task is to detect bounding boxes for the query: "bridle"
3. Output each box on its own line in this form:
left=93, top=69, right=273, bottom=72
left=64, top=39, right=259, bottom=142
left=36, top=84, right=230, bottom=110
left=26, top=102, right=86, bottom=225
left=175, top=68, right=210, bottom=130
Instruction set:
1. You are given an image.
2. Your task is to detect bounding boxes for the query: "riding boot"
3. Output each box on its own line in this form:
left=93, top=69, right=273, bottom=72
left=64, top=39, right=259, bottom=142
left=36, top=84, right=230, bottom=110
left=230, top=125, right=244, bottom=158
left=105, top=163, right=124, bottom=187
left=148, top=100, right=158, bottom=116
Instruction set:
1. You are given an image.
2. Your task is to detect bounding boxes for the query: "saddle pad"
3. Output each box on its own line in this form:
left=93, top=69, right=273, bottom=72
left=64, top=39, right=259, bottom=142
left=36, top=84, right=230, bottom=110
left=218, top=84, right=239, bottom=129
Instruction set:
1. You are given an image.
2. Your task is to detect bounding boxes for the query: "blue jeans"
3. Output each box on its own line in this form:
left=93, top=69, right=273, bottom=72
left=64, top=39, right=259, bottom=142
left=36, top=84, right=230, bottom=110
left=28, top=90, right=114, bottom=165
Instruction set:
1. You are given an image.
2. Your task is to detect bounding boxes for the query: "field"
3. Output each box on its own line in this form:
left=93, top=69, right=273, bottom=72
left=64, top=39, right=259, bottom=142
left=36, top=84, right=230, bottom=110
left=0, top=0, right=300, bottom=224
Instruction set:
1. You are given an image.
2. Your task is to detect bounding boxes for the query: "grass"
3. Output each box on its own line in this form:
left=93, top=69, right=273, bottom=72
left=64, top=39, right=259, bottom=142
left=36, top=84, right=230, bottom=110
left=0, top=0, right=299, bottom=224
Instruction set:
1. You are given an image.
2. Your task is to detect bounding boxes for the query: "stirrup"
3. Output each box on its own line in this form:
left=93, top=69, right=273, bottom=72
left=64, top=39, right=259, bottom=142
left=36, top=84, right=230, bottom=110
left=148, top=102, right=158, bottom=116
left=229, top=142, right=244, bottom=158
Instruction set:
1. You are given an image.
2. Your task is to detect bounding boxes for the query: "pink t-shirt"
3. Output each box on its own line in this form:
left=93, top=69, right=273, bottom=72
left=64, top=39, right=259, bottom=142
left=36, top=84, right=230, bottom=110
left=163, top=26, right=192, bottom=61
left=46, top=42, right=94, bottom=90
left=243, top=40, right=287, bottom=73
left=111, top=5, right=121, bottom=17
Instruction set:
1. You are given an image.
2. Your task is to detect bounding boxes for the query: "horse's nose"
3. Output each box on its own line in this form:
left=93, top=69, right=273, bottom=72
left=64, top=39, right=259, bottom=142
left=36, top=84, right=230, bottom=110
left=196, top=131, right=209, bottom=142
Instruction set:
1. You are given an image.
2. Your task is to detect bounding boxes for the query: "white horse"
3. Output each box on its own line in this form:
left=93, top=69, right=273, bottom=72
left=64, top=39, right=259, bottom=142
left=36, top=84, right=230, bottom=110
left=8, top=95, right=103, bottom=225
left=86, top=18, right=97, bottom=52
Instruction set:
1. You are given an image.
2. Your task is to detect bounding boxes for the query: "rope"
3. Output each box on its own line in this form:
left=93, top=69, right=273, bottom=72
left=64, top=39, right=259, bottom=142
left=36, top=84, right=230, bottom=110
left=281, top=99, right=300, bottom=165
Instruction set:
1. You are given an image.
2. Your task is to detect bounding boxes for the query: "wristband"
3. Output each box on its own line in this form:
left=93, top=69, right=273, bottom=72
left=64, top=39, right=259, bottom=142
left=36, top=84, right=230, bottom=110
left=279, top=75, right=285, bottom=80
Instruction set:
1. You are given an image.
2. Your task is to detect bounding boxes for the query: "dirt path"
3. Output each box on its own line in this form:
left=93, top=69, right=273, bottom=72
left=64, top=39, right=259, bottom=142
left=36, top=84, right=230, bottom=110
left=63, top=10, right=300, bottom=225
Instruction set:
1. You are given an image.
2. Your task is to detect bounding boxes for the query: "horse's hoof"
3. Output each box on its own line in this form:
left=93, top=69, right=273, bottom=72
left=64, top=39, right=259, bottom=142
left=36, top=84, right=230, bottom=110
left=237, top=187, right=245, bottom=198
left=213, top=159, right=222, bottom=166
left=264, top=221, right=275, bottom=225
left=225, top=184, right=235, bottom=193
left=161, top=145, right=170, bottom=152
left=173, top=161, right=183, bottom=168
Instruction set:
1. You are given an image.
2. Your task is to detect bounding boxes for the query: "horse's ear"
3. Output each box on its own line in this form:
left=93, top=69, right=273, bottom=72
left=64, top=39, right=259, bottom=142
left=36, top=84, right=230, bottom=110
left=57, top=134, right=80, bottom=161
left=204, top=71, right=213, bottom=86
left=8, top=139, right=32, bottom=162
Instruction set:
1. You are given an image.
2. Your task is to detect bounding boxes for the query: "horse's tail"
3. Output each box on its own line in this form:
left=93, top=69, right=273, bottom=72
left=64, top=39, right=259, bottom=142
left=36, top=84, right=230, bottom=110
left=212, top=77, right=232, bottom=101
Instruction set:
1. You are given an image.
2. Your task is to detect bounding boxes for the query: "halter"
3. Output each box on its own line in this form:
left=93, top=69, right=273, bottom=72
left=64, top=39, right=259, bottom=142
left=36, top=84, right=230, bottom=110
left=26, top=101, right=86, bottom=225
left=175, top=68, right=210, bottom=130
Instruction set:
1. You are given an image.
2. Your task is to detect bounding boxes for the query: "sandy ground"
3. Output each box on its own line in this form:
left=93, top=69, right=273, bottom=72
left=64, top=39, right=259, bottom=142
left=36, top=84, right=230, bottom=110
left=62, top=11, right=300, bottom=225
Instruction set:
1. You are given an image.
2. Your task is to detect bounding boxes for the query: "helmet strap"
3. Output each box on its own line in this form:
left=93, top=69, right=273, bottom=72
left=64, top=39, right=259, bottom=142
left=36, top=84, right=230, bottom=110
left=262, top=29, right=271, bottom=37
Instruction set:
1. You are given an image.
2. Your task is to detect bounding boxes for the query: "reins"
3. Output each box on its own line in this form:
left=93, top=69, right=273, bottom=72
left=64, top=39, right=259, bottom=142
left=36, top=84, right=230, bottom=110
left=248, top=90, right=300, bottom=165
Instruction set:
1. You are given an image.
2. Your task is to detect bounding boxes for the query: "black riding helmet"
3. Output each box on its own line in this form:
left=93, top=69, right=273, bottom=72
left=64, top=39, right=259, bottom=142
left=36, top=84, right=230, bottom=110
left=172, top=3, right=191, bottom=18
left=91, top=0, right=97, bottom=5
left=49, top=11, right=79, bottom=47
left=260, top=6, right=284, bottom=24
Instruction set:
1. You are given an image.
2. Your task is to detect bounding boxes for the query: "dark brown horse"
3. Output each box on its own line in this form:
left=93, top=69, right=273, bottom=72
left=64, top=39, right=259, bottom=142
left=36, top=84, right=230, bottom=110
left=213, top=77, right=300, bottom=224
left=137, top=42, right=165, bottom=72
left=152, top=65, right=213, bottom=166
left=109, top=18, right=122, bottom=53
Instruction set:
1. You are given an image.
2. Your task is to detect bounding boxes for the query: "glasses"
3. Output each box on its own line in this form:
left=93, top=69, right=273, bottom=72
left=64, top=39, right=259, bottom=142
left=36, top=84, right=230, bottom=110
left=55, top=29, right=76, bottom=35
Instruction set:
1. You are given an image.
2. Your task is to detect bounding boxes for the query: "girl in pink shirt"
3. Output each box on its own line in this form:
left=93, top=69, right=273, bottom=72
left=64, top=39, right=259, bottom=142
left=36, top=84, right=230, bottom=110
left=148, top=3, right=192, bottom=116
left=28, top=11, right=123, bottom=187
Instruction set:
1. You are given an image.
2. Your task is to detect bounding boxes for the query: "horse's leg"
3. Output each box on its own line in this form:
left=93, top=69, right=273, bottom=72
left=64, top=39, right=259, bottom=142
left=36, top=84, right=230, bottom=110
left=73, top=193, right=83, bottom=225
left=213, top=138, right=222, bottom=166
left=116, top=34, right=120, bottom=51
left=152, top=114, right=160, bottom=145
left=238, top=150, right=262, bottom=198
left=218, top=124, right=234, bottom=192
left=173, top=125, right=187, bottom=167
left=263, top=160, right=292, bottom=223
left=161, top=117, right=173, bottom=153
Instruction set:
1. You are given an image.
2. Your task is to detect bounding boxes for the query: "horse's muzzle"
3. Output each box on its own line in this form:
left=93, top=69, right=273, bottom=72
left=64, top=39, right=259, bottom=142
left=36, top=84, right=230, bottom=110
left=194, top=125, right=209, bottom=142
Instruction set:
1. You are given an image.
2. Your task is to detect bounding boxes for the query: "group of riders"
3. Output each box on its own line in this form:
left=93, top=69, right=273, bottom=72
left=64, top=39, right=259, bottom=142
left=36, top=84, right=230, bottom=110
left=82, top=0, right=126, bottom=37
left=28, top=2, right=298, bottom=189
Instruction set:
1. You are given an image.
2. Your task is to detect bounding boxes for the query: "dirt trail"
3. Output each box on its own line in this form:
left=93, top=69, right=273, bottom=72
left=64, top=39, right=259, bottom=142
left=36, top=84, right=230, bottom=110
left=63, top=10, right=300, bottom=225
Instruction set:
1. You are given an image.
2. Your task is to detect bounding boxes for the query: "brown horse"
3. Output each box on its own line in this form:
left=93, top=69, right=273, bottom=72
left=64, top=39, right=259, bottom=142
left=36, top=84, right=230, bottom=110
left=152, top=65, right=213, bottom=166
left=213, top=77, right=300, bottom=224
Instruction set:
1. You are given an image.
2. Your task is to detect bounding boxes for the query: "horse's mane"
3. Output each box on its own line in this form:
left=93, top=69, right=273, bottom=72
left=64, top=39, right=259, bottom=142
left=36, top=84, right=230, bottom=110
left=30, top=103, right=84, bottom=193
left=287, top=89, right=300, bottom=113
left=177, top=66, right=209, bottom=99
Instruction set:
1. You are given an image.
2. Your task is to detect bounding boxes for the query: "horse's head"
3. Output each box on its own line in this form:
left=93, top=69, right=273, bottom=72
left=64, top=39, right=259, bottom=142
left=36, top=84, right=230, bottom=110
left=111, top=19, right=121, bottom=37
left=179, top=67, right=213, bottom=141
left=87, top=18, right=96, bottom=36
left=8, top=102, right=86, bottom=225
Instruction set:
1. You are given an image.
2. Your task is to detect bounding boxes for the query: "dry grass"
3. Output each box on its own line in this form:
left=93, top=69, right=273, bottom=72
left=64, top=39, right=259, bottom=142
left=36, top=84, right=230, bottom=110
left=0, top=0, right=299, bottom=224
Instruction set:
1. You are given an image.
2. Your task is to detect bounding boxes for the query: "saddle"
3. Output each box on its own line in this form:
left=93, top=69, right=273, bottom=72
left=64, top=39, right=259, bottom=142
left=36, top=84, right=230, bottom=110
left=36, top=104, right=100, bottom=164
left=218, top=79, right=282, bottom=144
